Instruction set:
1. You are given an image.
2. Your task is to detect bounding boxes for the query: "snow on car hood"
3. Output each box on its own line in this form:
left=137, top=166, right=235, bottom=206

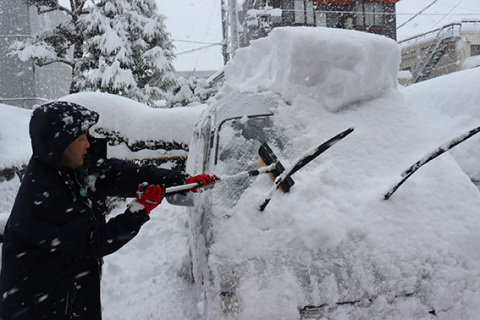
left=400, top=67, right=480, bottom=181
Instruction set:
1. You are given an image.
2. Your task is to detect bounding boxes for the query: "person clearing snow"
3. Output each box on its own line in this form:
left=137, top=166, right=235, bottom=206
left=0, top=101, right=214, bottom=320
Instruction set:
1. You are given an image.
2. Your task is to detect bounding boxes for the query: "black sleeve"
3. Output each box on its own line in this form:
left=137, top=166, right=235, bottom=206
left=102, top=158, right=188, bottom=198
left=25, top=194, right=150, bottom=258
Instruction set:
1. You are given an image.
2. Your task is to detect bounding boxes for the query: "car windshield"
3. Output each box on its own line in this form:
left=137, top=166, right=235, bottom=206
left=213, top=116, right=286, bottom=209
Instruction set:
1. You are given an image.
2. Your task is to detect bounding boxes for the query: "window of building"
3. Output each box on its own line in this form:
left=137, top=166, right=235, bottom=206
left=294, top=0, right=316, bottom=25
left=471, top=45, right=480, bottom=56
left=355, top=1, right=385, bottom=27
left=294, top=0, right=305, bottom=24
left=306, top=0, right=315, bottom=25
left=315, top=11, right=327, bottom=27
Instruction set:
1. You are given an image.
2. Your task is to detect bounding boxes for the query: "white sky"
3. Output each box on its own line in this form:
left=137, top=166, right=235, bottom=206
left=59, top=0, right=480, bottom=72
left=159, top=0, right=480, bottom=71
left=155, top=0, right=223, bottom=72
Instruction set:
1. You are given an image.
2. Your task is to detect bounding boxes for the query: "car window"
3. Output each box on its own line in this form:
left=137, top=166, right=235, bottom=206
left=213, top=116, right=285, bottom=209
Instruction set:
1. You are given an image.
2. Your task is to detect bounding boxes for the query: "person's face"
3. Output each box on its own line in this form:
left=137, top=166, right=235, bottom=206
left=61, top=133, right=90, bottom=169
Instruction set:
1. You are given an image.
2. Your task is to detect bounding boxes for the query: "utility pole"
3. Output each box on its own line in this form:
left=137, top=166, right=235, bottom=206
left=228, top=0, right=240, bottom=59
left=220, top=0, right=240, bottom=64
left=220, top=0, right=229, bottom=65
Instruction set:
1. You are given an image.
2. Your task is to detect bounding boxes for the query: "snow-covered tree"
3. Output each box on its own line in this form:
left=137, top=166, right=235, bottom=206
left=165, top=75, right=221, bottom=108
left=11, top=0, right=177, bottom=106
left=10, top=0, right=87, bottom=80
left=77, top=0, right=177, bottom=105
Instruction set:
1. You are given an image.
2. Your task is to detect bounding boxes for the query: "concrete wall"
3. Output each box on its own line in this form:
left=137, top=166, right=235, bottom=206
left=0, top=0, right=71, bottom=109
left=400, top=22, right=480, bottom=84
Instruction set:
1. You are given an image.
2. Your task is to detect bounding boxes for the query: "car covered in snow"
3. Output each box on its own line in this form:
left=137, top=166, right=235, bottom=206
left=173, top=27, right=480, bottom=319
left=0, top=93, right=205, bottom=221
left=61, top=92, right=206, bottom=171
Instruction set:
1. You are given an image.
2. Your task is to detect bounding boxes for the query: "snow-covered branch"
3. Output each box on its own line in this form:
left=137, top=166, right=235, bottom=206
left=36, top=58, right=75, bottom=68
left=16, top=0, right=177, bottom=103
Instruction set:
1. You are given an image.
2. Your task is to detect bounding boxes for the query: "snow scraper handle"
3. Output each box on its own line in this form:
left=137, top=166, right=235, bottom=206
left=164, top=164, right=278, bottom=194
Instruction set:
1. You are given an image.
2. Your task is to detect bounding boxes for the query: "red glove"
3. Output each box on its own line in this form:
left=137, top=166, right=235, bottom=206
left=185, top=174, right=216, bottom=192
left=135, top=184, right=164, bottom=214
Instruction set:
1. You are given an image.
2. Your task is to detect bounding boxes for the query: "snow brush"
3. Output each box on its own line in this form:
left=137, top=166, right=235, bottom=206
left=164, top=126, right=354, bottom=211
left=164, top=144, right=292, bottom=195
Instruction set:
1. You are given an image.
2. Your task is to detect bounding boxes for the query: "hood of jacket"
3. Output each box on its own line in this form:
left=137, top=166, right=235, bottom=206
left=29, top=101, right=99, bottom=170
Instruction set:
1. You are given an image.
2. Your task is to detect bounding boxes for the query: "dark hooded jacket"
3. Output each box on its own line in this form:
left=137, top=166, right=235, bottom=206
left=0, top=101, right=187, bottom=320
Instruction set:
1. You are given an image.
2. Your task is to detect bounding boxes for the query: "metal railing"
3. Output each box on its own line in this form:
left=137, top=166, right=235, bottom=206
left=399, top=20, right=480, bottom=46
left=411, top=24, right=460, bottom=83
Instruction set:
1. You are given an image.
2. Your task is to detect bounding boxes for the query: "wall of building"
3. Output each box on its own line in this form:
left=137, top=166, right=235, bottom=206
left=400, top=22, right=480, bottom=84
left=0, top=0, right=71, bottom=109
left=0, top=0, right=37, bottom=108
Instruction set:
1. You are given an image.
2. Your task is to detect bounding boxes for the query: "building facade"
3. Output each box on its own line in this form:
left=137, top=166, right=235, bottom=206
left=399, top=21, right=480, bottom=85
left=0, top=0, right=71, bottom=109
left=226, top=0, right=399, bottom=55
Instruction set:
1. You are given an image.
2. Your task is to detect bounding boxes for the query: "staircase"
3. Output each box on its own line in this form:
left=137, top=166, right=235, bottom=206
left=412, top=24, right=460, bottom=83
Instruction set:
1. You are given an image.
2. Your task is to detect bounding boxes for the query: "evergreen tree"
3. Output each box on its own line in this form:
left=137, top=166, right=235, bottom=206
left=11, top=0, right=88, bottom=92
left=166, top=76, right=221, bottom=108
left=77, top=0, right=177, bottom=105
left=11, top=0, right=177, bottom=106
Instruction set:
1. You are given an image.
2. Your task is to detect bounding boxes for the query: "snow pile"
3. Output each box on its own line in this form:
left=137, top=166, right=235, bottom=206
left=61, top=92, right=207, bottom=160
left=62, top=92, right=205, bottom=145
left=0, top=104, right=31, bottom=170
left=463, top=55, right=480, bottom=70
left=189, top=27, right=480, bottom=319
left=224, top=27, right=400, bottom=112
left=401, top=67, right=480, bottom=181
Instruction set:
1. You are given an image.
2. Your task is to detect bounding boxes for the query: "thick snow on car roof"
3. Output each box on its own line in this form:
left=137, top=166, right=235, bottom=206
left=61, top=91, right=205, bottom=146
left=61, top=92, right=206, bottom=160
left=225, top=26, right=400, bottom=112
left=192, top=27, right=480, bottom=318
left=0, top=92, right=207, bottom=168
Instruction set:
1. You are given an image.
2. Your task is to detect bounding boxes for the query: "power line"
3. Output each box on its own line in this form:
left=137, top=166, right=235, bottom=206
left=397, top=0, right=439, bottom=30
left=172, top=3, right=480, bottom=56
left=396, top=12, right=480, bottom=16
left=176, top=43, right=222, bottom=56
left=174, top=39, right=220, bottom=45
left=431, top=0, right=472, bottom=12
left=430, top=0, right=465, bottom=30
left=192, top=0, right=219, bottom=73
left=281, top=9, right=480, bottom=16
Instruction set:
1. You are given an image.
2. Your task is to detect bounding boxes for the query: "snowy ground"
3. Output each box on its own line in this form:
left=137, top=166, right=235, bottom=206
left=100, top=201, right=197, bottom=319
left=2, top=26, right=480, bottom=319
